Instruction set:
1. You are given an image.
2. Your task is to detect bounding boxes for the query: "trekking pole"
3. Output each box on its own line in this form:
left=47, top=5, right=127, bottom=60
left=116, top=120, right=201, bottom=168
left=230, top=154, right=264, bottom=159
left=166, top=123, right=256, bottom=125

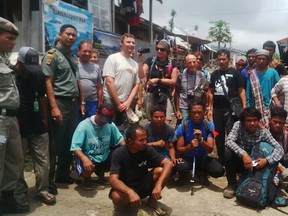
left=190, top=154, right=196, bottom=195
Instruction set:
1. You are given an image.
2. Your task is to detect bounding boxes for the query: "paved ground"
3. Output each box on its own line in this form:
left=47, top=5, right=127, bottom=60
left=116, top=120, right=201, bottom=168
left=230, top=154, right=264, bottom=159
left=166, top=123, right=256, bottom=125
left=5, top=171, right=288, bottom=216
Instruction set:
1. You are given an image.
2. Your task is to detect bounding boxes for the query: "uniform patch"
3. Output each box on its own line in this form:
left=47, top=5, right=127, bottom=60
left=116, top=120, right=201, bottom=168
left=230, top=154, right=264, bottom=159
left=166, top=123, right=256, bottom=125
left=45, top=53, right=54, bottom=65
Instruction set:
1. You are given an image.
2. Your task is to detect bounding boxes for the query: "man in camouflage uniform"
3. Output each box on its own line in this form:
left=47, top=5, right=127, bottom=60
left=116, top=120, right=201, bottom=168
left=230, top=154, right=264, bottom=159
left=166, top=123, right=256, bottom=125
left=0, top=17, right=29, bottom=214
left=42, top=24, right=85, bottom=194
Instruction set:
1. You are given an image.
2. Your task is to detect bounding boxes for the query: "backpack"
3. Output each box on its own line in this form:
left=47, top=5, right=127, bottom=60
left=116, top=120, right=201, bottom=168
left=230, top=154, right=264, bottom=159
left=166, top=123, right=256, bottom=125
left=236, top=142, right=278, bottom=209
left=181, top=119, right=211, bottom=143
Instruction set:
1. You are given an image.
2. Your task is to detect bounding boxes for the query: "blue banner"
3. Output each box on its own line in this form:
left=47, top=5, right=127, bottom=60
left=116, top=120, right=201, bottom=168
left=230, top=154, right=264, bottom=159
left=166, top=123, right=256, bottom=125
left=43, top=1, right=92, bottom=54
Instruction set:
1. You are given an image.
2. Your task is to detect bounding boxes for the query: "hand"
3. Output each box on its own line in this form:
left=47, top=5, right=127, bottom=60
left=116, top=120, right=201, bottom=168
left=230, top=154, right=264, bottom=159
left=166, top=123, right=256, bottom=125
left=147, top=78, right=158, bottom=86
left=190, top=139, right=199, bottom=149
left=51, top=106, right=62, bottom=124
left=175, top=111, right=182, bottom=120
left=82, top=157, right=95, bottom=172
left=242, top=153, right=253, bottom=172
left=275, top=102, right=283, bottom=108
left=205, top=109, right=213, bottom=120
left=80, top=104, right=85, bottom=116
left=171, top=157, right=183, bottom=166
left=193, top=129, right=202, bottom=141
left=157, top=140, right=166, bottom=147
left=254, top=158, right=268, bottom=170
left=151, top=184, right=162, bottom=200
left=247, top=70, right=252, bottom=77
left=117, top=100, right=131, bottom=112
left=127, top=189, right=141, bottom=207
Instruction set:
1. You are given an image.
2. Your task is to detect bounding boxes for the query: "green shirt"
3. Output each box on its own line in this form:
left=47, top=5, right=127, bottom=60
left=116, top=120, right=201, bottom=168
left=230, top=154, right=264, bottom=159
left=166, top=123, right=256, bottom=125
left=42, top=44, right=80, bottom=97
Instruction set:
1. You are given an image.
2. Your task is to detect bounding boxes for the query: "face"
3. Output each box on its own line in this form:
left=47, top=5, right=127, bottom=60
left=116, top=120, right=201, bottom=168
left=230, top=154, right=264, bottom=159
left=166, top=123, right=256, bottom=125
left=269, top=116, right=286, bottom=134
left=90, top=52, right=99, bottom=64
left=151, top=111, right=166, bottom=127
left=263, top=46, right=275, bottom=59
left=256, top=55, right=268, bottom=69
left=121, top=36, right=135, bottom=56
left=185, top=55, right=198, bottom=72
left=195, top=55, right=203, bottom=70
left=190, top=105, right=204, bottom=124
left=156, top=45, right=167, bottom=59
left=129, top=129, right=147, bottom=152
left=217, top=53, right=229, bottom=71
left=236, top=60, right=246, bottom=72
left=246, top=52, right=256, bottom=66
left=244, top=116, right=259, bottom=134
left=58, top=27, right=77, bottom=48
left=78, top=42, right=93, bottom=63
left=0, top=32, right=17, bottom=53
left=94, top=115, right=107, bottom=127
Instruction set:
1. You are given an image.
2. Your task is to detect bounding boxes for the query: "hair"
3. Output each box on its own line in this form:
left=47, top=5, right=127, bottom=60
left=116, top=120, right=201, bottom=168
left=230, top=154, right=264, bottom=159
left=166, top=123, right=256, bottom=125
left=150, top=105, right=167, bottom=116
left=239, top=107, right=262, bottom=123
left=78, top=40, right=93, bottom=50
left=270, top=107, right=287, bottom=120
left=92, top=48, right=99, bottom=55
left=157, top=40, right=171, bottom=55
left=263, top=41, right=276, bottom=51
left=216, top=49, right=230, bottom=59
left=188, top=98, right=205, bottom=111
left=59, top=24, right=77, bottom=33
left=121, top=33, right=134, bottom=42
left=126, top=124, right=145, bottom=141
left=246, top=48, right=257, bottom=56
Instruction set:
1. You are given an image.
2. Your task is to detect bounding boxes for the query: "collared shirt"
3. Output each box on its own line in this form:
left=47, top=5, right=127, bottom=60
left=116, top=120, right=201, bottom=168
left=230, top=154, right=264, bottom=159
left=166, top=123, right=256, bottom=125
left=272, top=128, right=288, bottom=155
left=226, top=121, right=284, bottom=164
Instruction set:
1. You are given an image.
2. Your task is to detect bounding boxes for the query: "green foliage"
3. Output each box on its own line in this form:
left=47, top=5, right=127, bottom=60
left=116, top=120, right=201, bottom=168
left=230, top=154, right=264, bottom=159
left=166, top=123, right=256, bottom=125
left=273, top=52, right=281, bottom=61
left=208, top=20, right=232, bottom=50
left=169, top=9, right=176, bottom=32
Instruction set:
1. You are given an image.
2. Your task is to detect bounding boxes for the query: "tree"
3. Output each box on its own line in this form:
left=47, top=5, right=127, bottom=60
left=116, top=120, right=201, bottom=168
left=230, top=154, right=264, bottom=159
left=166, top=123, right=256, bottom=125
left=208, top=20, right=232, bottom=50
left=169, top=9, right=176, bottom=32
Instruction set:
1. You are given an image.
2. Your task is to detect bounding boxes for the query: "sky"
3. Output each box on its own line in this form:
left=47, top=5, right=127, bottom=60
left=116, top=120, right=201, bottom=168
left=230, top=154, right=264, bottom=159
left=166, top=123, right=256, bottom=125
left=140, top=0, right=288, bottom=51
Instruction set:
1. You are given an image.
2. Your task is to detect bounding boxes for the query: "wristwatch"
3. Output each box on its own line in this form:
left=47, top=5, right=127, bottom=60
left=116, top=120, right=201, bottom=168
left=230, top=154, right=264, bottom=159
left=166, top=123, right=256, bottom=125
left=200, top=137, right=204, bottom=143
left=81, top=101, right=86, bottom=105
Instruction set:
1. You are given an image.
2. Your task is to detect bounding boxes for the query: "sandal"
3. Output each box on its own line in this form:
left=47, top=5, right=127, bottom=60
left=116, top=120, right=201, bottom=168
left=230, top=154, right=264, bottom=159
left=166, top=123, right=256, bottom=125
left=147, top=199, right=167, bottom=216
left=36, top=192, right=56, bottom=205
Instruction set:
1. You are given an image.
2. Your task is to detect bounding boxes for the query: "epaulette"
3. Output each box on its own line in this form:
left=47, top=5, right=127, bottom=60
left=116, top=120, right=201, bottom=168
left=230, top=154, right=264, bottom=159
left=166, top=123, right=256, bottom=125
left=45, top=48, right=56, bottom=65
left=48, top=48, right=56, bottom=54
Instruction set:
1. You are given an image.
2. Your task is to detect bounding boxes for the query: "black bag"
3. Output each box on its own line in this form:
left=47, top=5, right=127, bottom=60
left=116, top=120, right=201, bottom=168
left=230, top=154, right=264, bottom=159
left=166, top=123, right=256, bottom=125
left=229, top=97, right=243, bottom=117
left=152, top=89, right=169, bottom=106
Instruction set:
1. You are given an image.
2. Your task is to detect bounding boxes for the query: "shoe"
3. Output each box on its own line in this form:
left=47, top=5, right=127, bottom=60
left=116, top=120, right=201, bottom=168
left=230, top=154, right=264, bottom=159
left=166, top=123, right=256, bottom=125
left=223, top=185, right=236, bottom=199
left=97, top=176, right=109, bottom=185
left=0, top=190, right=30, bottom=214
left=199, top=175, right=210, bottom=186
left=147, top=198, right=167, bottom=216
left=48, top=183, right=58, bottom=195
left=36, top=192, right=56, bottom=205
left=55, top=176, right=81, bottom=184
left=82, top=178, right=95, bottom=190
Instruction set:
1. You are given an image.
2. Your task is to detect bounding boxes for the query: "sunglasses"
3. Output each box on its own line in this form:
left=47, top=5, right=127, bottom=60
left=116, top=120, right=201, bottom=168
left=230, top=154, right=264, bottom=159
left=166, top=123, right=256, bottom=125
left=156, top=47, right=166, bottom=52
left=197, top=58, right=203, bottom=61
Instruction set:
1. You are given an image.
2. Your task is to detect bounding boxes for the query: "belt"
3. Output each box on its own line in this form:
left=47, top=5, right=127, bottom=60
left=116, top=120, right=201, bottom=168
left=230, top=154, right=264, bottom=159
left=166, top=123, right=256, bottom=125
left=0, top=108, right=18, bottom=117
left=55, top=96, right=78, bottom=101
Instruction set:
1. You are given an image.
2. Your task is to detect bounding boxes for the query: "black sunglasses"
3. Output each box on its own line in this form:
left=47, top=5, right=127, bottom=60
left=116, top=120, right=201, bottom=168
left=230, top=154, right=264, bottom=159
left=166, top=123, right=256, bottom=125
left=197, top=58, right=203, bottom=61
left=156, top=47, right=166, bottom=52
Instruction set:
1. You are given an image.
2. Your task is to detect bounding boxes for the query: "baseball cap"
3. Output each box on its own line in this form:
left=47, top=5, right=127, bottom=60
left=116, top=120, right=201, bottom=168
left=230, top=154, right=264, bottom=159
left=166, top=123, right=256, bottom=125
left=0, top=17, right=19, bottom=36
left=18, top=47, right=41, bottom=71
left=255, top=49, right=269, bottom=57
left=97, top=103, right=115, bottom=124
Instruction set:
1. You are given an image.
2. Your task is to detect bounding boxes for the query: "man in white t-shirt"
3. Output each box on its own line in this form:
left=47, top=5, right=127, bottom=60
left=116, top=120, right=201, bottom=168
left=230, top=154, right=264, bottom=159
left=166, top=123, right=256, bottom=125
left=78, top=40, right=103, bottom=118
left=102, top=33, right=139, bottom=126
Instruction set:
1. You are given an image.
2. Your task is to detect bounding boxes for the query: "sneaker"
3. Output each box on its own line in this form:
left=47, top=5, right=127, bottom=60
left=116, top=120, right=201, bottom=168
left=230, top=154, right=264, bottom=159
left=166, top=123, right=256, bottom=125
left=223, top=185, right=236, bottom=199
left=82, top=178, right=95, bottom=190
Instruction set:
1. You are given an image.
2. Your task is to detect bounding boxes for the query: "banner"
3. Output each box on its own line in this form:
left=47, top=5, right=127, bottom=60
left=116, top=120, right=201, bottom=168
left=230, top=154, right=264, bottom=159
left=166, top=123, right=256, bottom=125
left=93, top=30, right=121, bottom=58
left=43, top=1, right=92, bottom=54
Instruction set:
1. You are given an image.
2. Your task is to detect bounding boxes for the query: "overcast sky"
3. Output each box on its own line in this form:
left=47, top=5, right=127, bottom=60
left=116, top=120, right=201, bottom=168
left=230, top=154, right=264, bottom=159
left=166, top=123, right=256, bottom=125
left=140, top=0, right=288, bottom=51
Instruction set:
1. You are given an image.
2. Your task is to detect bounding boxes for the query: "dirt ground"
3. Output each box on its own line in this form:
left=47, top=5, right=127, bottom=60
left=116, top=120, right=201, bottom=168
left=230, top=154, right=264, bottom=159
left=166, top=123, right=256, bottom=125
left=4, top=170, right=288, bottom=216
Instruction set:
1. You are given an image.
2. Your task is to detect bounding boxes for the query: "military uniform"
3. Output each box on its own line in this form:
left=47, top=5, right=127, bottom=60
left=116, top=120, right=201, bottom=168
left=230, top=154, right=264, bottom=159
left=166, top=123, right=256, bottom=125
left=42, top=43, right=80, bottom=183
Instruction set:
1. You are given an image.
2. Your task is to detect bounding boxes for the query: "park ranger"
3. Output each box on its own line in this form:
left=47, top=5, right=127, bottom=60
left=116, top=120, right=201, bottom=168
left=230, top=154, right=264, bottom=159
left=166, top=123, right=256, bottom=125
left=0, top=17, right=29, bottom=214
left=42, top=24, right=85, bottom=195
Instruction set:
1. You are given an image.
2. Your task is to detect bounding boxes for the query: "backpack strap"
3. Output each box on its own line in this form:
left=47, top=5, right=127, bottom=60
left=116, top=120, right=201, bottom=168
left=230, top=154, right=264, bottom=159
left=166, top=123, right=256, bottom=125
left=181, top=119, right=187, bottom=143
left=148, top=57, right=157, bottom=79
left=203, top=119, right=212, bottom=140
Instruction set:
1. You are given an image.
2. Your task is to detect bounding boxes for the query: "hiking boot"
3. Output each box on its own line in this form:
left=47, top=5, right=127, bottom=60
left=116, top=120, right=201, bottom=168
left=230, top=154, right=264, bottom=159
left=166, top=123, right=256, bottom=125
left=223, top=185, right=236, bottom=199
left=82, top=178, right=95, bottom=190
left=0, top=190, right=30, bottom=214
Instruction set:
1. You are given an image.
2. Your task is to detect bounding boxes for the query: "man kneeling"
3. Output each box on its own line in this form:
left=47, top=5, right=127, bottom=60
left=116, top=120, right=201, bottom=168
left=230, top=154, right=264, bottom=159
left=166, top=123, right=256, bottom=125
left=109, top=124, right=172, bottom=215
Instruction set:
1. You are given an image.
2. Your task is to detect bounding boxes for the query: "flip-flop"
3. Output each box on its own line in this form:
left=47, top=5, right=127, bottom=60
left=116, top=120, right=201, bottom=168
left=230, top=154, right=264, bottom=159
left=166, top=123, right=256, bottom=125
left=36, top=192, right=56, bottom=205
left=147, top=199, right=167, bottom=216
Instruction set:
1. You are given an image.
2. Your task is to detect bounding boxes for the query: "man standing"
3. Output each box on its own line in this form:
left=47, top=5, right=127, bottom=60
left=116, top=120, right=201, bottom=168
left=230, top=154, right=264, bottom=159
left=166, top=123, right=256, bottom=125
left=109, top=124, right=172, bottom=215
left=175, top=54, right=206, bottom=121
left=78, top=40, right=103, bottom=118
left=71, top=103, right=125, bottom=190
left=241, top=48, right=257, bottom=87
left=263, top=40, right=287, bottom=77
left=102, top=33, right=139, bottom=126
left=207, top=49, right=246, bottom=164
left=0, top=17, right=29, bottom=213
left=42, top=24, right=85, bottom=191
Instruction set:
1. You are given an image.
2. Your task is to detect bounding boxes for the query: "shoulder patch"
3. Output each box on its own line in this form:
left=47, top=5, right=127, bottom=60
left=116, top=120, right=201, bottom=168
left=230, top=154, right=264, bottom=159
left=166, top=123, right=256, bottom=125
left=45, top=53, right=54, bottom=65
left=48, top=48, right=56, bottom=54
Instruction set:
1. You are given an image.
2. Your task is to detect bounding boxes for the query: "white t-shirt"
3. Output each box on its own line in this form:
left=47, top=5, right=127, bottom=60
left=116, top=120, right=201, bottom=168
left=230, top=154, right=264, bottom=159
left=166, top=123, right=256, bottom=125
left=103, top=52, right=139, bottom=102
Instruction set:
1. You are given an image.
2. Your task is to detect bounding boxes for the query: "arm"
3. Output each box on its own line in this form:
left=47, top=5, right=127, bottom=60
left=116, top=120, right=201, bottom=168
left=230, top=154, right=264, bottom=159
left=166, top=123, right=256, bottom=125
left=263, top=130, right=284, bottom=165
left=147, top=67, right=178, bottom=86
left=167, top=142, right=180, bottom=166
left=238, top=87, right=247, bottom=109
left=105, top=76, right=121, bottom=108
left=137, top=82, right=143, bottom=109
left=201, top=137, right=214, bottom=153
left=271, top=80, right=283, bottom=108
left=118, top=83, right=139, bottom=112
left=137, top=53, right=145, bottom=79
left=147, top=139, right=165, bottom=148
left=174, top=86, right=182, bottom=120
left=77, top=80, right=85, bottom=116
left=73, top=150, right=95, bottom=172
left=45, top=76, right=62, bottom=124
left=206, top=87, right=214, bottom=116
left=39, top=96, right=48, bottom=130
left=97, top=80, right=103, bottom=106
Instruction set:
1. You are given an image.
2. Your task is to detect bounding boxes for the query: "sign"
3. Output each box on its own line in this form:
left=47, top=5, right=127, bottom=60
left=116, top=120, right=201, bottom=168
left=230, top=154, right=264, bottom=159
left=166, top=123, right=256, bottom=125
left=93, top=30, right=121, bottom=57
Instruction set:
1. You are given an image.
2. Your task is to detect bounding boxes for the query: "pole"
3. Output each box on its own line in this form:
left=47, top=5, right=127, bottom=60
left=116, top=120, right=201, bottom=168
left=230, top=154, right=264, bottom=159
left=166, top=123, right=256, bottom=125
left=149, top=0, right=153, bottom=44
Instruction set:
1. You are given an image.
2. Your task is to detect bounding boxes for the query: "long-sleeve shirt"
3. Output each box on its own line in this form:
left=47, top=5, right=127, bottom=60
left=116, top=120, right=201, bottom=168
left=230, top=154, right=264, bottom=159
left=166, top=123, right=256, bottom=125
left=226, top=121, right=284, bottom=165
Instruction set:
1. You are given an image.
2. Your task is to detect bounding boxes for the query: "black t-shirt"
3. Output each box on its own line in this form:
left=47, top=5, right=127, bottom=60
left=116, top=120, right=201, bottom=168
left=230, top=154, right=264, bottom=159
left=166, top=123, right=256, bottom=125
left=110, top=145, right=165, bottom=187
left=16, top=70, right=46, bottom=137
left=209, top=67, right=244, bottom=109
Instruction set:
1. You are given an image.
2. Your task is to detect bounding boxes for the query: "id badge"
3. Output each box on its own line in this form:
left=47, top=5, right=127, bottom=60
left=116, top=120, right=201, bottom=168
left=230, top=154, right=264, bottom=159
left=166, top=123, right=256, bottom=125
left=34, top=101, right=39, bottom=112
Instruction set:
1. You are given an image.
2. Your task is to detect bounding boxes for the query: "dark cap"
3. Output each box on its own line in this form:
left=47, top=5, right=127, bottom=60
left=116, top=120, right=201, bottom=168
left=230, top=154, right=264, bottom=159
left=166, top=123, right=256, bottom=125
left=60, top=24, right=77, bottom=33
left=97, top=103, right=115, bottom=124
left=0, top=17, right=19, bottom=36
left=18, top=47, right=41, bottom=71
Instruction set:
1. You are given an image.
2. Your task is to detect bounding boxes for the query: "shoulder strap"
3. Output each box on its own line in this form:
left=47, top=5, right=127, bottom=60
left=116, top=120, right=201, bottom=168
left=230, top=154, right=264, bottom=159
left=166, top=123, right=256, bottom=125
left=203, top=119, right=212, bottom=139
left=54, top=47, right=77, bottom=77
left=148, top=57, right=157, bottom=79
left=181, top=119, right=187, bottom=143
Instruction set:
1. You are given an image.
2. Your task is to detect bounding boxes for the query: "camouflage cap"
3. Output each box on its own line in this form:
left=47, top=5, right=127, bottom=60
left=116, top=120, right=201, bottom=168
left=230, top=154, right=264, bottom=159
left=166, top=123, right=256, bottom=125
left=0, top=17, right=19, bottom=36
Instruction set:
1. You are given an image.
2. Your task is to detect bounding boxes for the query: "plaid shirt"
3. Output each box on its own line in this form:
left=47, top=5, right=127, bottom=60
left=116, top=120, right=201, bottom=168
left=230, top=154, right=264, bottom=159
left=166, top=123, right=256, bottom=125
left=226, top=121, right=284, bottom=164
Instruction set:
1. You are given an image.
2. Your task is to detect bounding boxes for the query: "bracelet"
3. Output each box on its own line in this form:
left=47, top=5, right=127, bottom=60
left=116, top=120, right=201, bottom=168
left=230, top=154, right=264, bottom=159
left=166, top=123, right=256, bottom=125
left=81, top=101, right=86, bottom=105
left=206, top=106, right=211, bottom=110
left=157, top=78, right=161, bottom=84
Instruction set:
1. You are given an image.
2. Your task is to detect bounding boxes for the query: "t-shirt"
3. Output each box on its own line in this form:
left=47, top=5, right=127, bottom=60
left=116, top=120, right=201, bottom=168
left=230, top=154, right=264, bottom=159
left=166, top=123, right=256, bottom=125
left=246, top=68, right=280, bottom=108
left=144, top=122, right=177, bottom=157
left=103, top=52, right=139, bottom=102
left=177, top=69, right=205, bottom=109
left=16, top=70, right=46, bottom=137
left=209, top=67, right=244, bottom=109
left=144, top=57, right=177, bottom=94
left=70, top=116, right=124, bottom=163
left=110, top=145, right=165, bottom=187
left=175, top=119, right=215, bottom=158
left=79, top=62, right=102, bottom=102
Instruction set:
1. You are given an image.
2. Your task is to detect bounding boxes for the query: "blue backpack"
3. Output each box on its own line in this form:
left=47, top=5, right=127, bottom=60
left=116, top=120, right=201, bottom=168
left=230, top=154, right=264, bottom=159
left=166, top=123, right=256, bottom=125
left=236, top=142, right=278, bottom=209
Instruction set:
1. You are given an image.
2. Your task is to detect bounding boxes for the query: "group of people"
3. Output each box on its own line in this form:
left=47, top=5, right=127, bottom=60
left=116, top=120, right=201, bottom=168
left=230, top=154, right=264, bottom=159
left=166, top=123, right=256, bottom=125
left=1, top=16, right=288, bottom=216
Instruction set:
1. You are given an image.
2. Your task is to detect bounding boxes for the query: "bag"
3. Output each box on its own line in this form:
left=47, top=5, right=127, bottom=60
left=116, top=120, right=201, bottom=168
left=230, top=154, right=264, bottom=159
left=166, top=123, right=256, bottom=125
left=229, top=97, right=243, bottom=117
left=236, top=142, right=278, bottom=209
left=152, top=89, right=169, bottom=106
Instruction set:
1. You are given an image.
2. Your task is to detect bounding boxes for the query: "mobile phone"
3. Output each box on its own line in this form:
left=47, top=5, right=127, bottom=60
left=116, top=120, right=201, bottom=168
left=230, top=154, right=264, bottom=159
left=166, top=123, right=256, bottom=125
left=138, top=48, right=150, bottom=54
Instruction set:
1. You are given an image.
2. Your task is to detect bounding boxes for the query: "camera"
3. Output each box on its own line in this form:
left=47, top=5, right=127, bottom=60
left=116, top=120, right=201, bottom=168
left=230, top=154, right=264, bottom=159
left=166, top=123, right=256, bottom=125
left=187, top=89, right=195, bottom=100
left=138, top=48, right=150, bottom=54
